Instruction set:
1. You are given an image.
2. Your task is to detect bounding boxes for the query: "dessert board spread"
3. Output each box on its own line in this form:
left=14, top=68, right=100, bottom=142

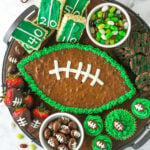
left=2, top=0, right=150, bottom=150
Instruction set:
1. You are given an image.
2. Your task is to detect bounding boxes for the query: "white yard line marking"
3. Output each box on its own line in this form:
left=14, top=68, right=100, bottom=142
left=72, top=0, right=80, bottom=13
left=67, top=23, right=76, bottom=42
left=17, top=27, right=41, bottom=41
left=49, top=60, right=104, bottom=86
left=48, top=0, right=54, bottom=26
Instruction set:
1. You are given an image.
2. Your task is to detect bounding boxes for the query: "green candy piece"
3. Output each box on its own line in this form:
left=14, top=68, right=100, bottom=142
left=131, top=98, right=150, bottom=119
left=105, top=29, right=111, bottom=34
left=97, top=10, right=103, bottom=18
left=16, top=133, right=24, bottom=140
left=109, top=6, right=116, bottom=13
left=106, top=32, right=113, bottom=39
left=29, top=143, right=36, bottom=150
left=116, top=34, right=123, bottom=40
left=111, top=17, right=119, bottom=22
left=109, top=39, right=115, bottom=45
left=105, top=40, right=109, bottom=45
left=92, top=134, right=112, bottom=150
left=100, top=39, right=105, bottom=44
left=94, top=18, right=103, bottom=25
left=104, top=24, right=110, bottom=29
left=91, top=13, right=96, bottom=20
left=96, top=37, right=101, bottom=42
left=119, top=20, right=124, bottom=26
left=98, top=24, right=105, bottom=30
left=119, top=30, right=126, bottom=37
left=110, top=25, right=118, bottom=31
left=108, top=12, right=114, bottom=18
left=96, top=32, right=101, bottom=39
left=115, top=39, right=119, bottom=43
left=105, top=18, right=111, bottom=24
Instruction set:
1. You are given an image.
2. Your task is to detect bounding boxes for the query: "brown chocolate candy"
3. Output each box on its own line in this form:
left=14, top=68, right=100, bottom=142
left=103, top=12, right=107, bottom=19
left=7, top=64, right=17, bottom=74
left=56, top=133, right=67, bottom=144
left=68, top=138, right=77, bottom=150
left=48, top=122, right=53, bottom=130
left=61, top=116, right=70, bottom=124
left=8, top=55, right=18, bottom=64
left=48, top=137, right=59, bottom=148
left=87, top=120, right=98, bottom=129
left=58, top=144, right=68, bottom=150
left=44, top=128, right=51, bottom=140
left=53, top=120, right=61, bottom=132
left=68, top=121, right=78, bottom=130
left=14, top=45, right=25, bottom=57
left=113, top=120, right=124, bottom=131
left=71, top=130, right=81, bottom=139
left=96, top=140, right=107, bottom=149
left=60, top=125, right=70, bottom=135
left=135, top=103, right=145, bottom=112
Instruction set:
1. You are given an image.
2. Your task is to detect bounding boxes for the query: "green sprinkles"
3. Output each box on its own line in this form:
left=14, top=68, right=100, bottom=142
left=105, top=109, right=136, bottom=140
left=84, top=115, right=103, bottom=136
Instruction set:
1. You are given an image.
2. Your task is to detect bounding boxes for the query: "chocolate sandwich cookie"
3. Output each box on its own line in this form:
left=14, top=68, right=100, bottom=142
left=132, top=98, right=150, bottom=119
left=135, top=72, right=150, bottom=92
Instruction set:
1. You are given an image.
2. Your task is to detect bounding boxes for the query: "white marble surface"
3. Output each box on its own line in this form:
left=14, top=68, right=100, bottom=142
left=0, top=0, right=150, bottom=149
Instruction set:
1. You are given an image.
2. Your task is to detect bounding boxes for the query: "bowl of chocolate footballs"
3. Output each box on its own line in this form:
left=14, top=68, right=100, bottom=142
left=86, top=3, right=131, bottom=48
left=39, top=113, right=84, bottom=150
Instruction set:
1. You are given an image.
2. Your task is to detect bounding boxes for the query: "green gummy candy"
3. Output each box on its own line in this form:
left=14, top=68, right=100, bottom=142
left=94, top=18, right=103, bottom=25
left=119, top=30, right=126, bottom=37
left=116, top=34, right=123, bottom=40
left=29, top=143, right=36, bottom=150
left=108, top=12, right=114, bottom=18
left=16, top=133, right=24, bottom=139
left=119, top=20, right=124, bottom=26
left=91, top=13, right=96, bottom=20
left=109, top=6, right=116, bottom=13
left=104, top=24, right=110, bottom=29
left=96, top=32, right=101, bottom=39
left=110, top=25, right=118, bottom=31
left=106, top=32, right=113, bottom=39
left=97, top=10, right=103, bottom=18
left=111, top=17, right=119, bottom=22
left=115, top=39, right=119, bottom=43
left=105, top=18, right=111, bottom=24
left=100, top=39, right=105, bottom=44
left=109, top=39, right=115, bottom=45
left=98, top=24, right=105, bottom=30
left=96, top=37, right=101, bottom=42
left=106, top=29, right=111, bottom=34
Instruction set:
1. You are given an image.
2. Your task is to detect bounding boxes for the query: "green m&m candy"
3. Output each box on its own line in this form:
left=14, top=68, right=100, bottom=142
left=108, top=12, right=114, bottom=18
left=106, top=32, right=113, bottom=39
left=110, top=25, right=118, bottom=31
left=97, top=10, right=103, bottom=18
left=111, top=17, right=119, bottom=22
left=119, top=30, right=126, bottom=37
left=109, top=6, right=116, bottom=13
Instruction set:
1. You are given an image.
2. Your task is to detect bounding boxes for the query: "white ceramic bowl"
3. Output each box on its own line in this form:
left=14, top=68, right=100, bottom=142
left=86, top=2, right=131, bottom=48
left=39, top=113, right=84, bottom=150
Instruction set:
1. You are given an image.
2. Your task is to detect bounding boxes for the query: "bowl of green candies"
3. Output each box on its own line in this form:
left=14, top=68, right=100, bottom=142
left=86, top=3, right=131, bottom=48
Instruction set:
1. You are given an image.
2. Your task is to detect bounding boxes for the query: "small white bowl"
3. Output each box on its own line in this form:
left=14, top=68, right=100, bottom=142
left=39, top=112, right=84, bottom=150
left=86, top=2, right=131, bottom=48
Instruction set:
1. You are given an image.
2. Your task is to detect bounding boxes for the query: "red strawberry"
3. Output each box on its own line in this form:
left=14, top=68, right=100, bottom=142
left=24, top=95, right=34, bottom=109
left=3, top=88, right=23, bottom=108
left=6, top=76, right=24, bottom=88
left=13, top=107, right=31, bottom=128
left=32, top=104, right=49, bottom=120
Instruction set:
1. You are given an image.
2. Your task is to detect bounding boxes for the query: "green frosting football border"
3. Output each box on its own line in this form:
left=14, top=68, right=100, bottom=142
left=105, top=109, right=136, bottom=140
left=17, top=43, right=136, bottom=114
left=131, top=98, right=150, bottom=119
left=92, top=134, right=112, bottom=150
left=84, top=115, right=103, bottom=136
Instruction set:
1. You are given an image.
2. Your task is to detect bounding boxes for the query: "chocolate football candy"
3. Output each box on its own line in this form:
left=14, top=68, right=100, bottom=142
left=48, top=137, right=59, bottom=149
left=44, top=128, right=51, bottom=140
left=113, top=120, right=124, bottom=131
left=55, top=133, right=67, bottom=144
left=53, top=120, right=61, bottom=132
left=68, top=121, right=78, bottom=130
left=71, top=130, right=81, bottom=139
left=68, top=138, right=77, bottom=150
left=60, top=125, right=70, bottom=135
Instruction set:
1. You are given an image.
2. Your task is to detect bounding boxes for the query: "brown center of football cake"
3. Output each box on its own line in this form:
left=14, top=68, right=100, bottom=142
left=24, top=48, right=130, bottom=108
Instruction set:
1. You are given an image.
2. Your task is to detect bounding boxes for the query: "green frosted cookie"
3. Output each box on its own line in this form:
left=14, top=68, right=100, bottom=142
left=84, top=115, right=103, bottom=136
left=12, top=20, right=48, bottom=50
left=63, top=0, right=90, bottom=16
left=105, top=109, right=136, bottom=140
left=38, top=0, right=66, bottom=29
left=92, top=134, right=112, bottom=150
left=56, top=14, right=86, bottom=43
left=132, top=98, right=150, bottom=119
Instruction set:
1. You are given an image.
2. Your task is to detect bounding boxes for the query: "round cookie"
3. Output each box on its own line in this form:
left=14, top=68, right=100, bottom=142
left=92, top=134, right=112, bottom=150
left=105, top=109, right=136, bottom=140
left=131, top=98, right=150, bottom=119
left=84, top=115, right=103, bottom=136
left=135, top=72, right=150, bottom=92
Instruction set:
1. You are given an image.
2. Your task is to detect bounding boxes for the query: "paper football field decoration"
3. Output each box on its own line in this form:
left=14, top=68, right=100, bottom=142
left=17, top=43, right=136, bottom=114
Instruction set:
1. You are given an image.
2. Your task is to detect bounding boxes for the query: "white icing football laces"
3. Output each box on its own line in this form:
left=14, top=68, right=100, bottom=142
left=48, top=140, right=55, bottom=147
left=31, top=119, right=41, bottom=129
left=56, top=134, right=64, bottom=143
left=17, top=117, right=28, bottom=127
left=135, top=103, right=144, bottom=111
left=12, top=97, right=23, bottom=107
left=114, top=121, right=123, bottom=131
left=49, top=60, right=104, bottom=86
left=96, top=141, right=106, bottom=149
left=8, top=56, right=18, bottom=64
left=88, top=121, right=97, bottom=129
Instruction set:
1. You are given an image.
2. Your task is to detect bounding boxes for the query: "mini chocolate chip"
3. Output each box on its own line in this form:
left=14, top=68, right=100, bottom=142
left=7, top=64, right=17, bottom=74
left=60, top=125, right=70, bottom=135
left=53, top=120, right=61, bottom=132
left=58, top=144, right=68, bottom=150
left=68, top=121, right=78, bottom=130
left=56, top=133, right=67, bottom=144
left=68, top=138, right=77, bottom=150
left=44, top=128, right=51, bottom=140
left=71, top=130, right=81, bottom=139
left=48, top=137, right=59, bottom=148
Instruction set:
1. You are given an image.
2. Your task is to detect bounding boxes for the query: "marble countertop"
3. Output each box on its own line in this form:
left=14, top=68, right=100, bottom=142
left=0, top=0, right=150, bottom=149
